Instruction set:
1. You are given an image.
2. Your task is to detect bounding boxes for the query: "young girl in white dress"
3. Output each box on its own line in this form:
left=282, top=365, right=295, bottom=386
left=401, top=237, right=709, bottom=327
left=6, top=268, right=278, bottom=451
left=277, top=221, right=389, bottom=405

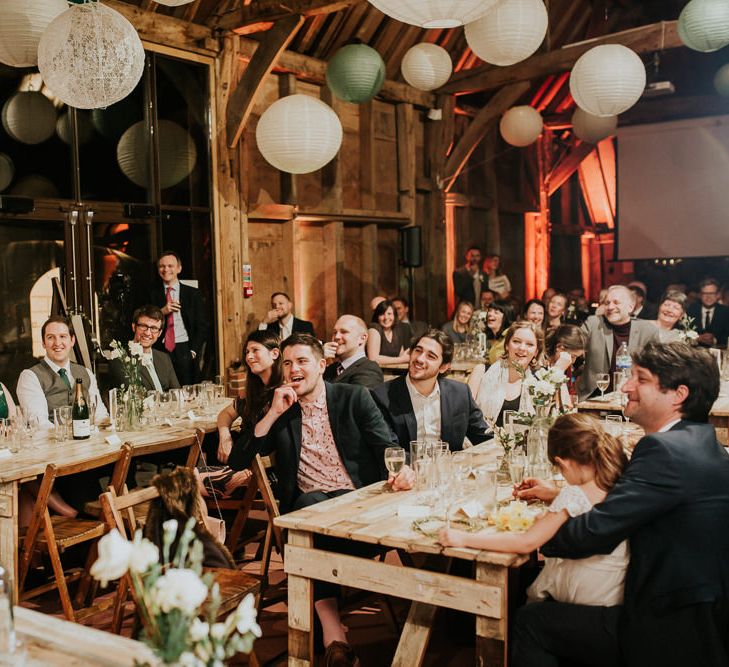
left=439, top=412, right=629, bottom=606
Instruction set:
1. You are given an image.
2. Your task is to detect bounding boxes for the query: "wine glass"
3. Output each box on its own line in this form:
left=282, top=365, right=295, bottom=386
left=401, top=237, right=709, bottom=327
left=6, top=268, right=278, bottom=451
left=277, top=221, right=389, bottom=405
left=384, top=447, right=406, bottom=476
left=596, top=373, right=610, bottom=399
left=508, top=452, right=527, bottom=486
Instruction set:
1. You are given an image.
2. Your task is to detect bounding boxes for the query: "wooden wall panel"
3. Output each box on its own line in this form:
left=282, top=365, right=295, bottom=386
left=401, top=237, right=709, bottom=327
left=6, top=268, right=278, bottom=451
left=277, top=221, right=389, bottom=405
left=245, top=74, right=282, bottom=205
left=373, top=101, right=399, bottom=212
left=340, top=102, right=361, bottom=210
left=247, top=222, right=289, bottom=329
left=377, top=227, right=401, bottom=299
left=296, top=223, right=327, bottom=336
left=342, top=226, right=365, bottom=318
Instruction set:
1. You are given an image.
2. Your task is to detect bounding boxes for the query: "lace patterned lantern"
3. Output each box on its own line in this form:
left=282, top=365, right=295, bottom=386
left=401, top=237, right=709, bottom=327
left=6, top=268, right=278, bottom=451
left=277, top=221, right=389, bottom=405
left=37, top=2, right=145, bottom=110
left=0, top=154, right=14, bottom=192
left=571, top=108, right=617, bottom=144
left=256, top=95, right=343, bottom=174
left=117, top=120, right=197, bottom=190
left=678, top=0, right=729, bottom=53
left=465, top=0, right=548, bottom=67
left=500, top=106, right=543, bottom=147
left=56, top=110, right=95, bottom=145
left=0, top=0, right=68, bottom=68
left=569, top=45, right=646, bottom=117
left=2, top=92, right=57, bottom=145
left=401, top=43, right=453, bottom=91
left=367, top=0, right=502, bottom=28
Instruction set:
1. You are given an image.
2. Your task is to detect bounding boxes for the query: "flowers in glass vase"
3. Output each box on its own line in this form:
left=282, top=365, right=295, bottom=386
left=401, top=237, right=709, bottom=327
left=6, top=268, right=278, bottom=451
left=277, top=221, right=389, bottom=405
left=678, top=315, right=699, bottom=344
left=105, top=339, right=145, bottom=390
left=523, top=366, right=568, bottom=408
left=91, top=518, right=261, bottom=666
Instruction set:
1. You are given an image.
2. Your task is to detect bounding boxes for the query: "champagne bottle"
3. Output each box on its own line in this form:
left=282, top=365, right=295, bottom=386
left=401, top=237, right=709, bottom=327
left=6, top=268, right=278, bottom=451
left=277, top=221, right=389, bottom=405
left=72, top=378, right=90, bottom=440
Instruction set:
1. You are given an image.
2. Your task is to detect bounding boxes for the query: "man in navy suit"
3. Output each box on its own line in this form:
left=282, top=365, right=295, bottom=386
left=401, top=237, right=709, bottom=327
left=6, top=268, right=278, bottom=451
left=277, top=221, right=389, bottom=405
left=687, top=278, right=729, bottom=347
left=259, top=292, right=315, bottom=339
left=372, top=329, right=490, bottom=450
left=514, top=342, right=729, bottom=667
left=150, top=251, right=208, bottom=385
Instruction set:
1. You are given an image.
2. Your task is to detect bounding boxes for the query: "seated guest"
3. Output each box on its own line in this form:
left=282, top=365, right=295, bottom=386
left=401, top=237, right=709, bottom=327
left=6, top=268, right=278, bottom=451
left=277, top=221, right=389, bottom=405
left=544, top=324, right=586, bottom=408
left=483, top=253, right=512, bottom=302
left=259, top=291, right=315, bottom=339
left=369, top=295, right=386, bottom=313
left=16, top=316, right=109, bottom=512
left=366, top=299, right=411, bottom=365
left=231, top=333, right=410, bottom=663
left=322, top=315, right=384, bottom=389
left=546, top=292, right=568, bottom=329
left=523, top=298, right=546, bottom=330
left=0, top=380, right=16, bottom=420
left=392, top=296, right=428, bottom=339
left=687, top=277, right=729, bottom=347
left=442, top=301, right=474, bottom=344
left=485, top=304, right=513, bottom=364
left=108, top=305, right=180, bottom=392
left=517, top=343, right=729, bottom=667
left=628, top=283, right=657, bottom=320
left=372, top=330, right=490, bottom=450
left=650, top=290, right=687, bottom=343
left=218, top=330, right=282, bottom=467
left=469, top=321, right=543, bottom=427
left=577, top=285, right=658, bottom=401
left=479, top=288, right=496, bottom=311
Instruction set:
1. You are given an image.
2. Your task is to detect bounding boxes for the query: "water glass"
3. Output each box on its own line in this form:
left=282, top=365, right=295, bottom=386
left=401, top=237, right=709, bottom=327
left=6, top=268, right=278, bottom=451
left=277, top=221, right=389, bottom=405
left=53, top=407, right=72, bottom=441
left=410, top=440, right=432, bottom=464
left=413, top=458, right=432, bottom=491
left=87, top=395, right=97, bottom=430
left=475, top=468, right=498, bottom=514
left=530, top=460, right=552, bottom=481
left=108, top=389, right=118, bottom=431
left=145, top=391, right=161, bottom=424
left=508, top=452, right=527, bottom=486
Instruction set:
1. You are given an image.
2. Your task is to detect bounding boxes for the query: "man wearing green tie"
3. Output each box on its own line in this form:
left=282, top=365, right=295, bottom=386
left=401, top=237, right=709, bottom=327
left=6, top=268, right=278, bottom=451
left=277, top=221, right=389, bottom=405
left=16, top=315, right=108, bottom=430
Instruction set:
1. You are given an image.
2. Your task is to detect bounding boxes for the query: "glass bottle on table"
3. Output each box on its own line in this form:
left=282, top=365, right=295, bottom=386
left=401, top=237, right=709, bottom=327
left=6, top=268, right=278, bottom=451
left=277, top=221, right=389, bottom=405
left=72, top=379, right=90, bottom=440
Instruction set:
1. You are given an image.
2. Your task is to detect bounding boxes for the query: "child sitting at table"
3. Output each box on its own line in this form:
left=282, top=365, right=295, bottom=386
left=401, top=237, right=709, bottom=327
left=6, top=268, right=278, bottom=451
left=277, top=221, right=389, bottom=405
left=438, top=412, right=629, bottom=606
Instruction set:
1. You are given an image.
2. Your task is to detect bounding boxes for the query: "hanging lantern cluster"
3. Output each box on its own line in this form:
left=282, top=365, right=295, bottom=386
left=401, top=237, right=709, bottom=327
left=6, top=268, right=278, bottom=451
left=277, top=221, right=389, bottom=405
left=0, top=0, right=67, bottom=68
left=367, top=0, right=502, bottom=29
left=465, top=0, right=548, bottom=67
left=500, top=106, right=543, bottom=147
left=38, top=2, right=145, bottom=110
left=401, top=43, right=453, bottom=92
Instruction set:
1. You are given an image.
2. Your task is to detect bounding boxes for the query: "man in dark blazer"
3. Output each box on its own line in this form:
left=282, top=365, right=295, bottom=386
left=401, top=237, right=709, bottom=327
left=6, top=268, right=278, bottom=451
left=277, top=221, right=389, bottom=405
left=372, top=329, right=490, bottom=450
left=233, top=333, right=409, bottom=666
left=687, top=277, right=729, bottom=347
left=452, top=245, right=486, bottom=308
left=150, top=251, right=208, bottom=385
left=259, top=291, right=315, bottom=339
left=323, top=315, right=384, bottom=389
left=514, top=342, right=729, bottom=667
left=108, top=305, right=180, bottom=392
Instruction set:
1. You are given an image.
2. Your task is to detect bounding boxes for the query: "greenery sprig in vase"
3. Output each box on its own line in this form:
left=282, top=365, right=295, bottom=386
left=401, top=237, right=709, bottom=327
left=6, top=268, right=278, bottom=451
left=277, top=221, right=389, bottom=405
left=105, top=339, right=146, bottom=429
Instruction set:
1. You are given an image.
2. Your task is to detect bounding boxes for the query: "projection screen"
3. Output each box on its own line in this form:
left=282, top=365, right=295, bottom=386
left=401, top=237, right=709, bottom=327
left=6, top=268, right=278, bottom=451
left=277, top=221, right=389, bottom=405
left=616, top=114, right=729, bottom=260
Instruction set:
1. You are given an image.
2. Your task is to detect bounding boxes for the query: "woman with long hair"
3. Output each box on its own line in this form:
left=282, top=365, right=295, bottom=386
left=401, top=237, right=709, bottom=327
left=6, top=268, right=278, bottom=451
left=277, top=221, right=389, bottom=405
left=650, top=290, right=687, bottom=343
left=442, top=301, right=474, bottom=344
left=366, top=299, right=411, bottom=364
left=523, top=298, right=546, bottom=330
left=469, top=321, right=544, bottom=427
left=485, top=304, right=514, bottom=364
left=547, top=293, right=568, bottom=329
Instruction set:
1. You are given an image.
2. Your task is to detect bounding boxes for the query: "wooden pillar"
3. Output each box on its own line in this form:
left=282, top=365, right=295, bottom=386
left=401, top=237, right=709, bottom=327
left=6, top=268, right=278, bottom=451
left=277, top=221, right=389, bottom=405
left=361, top=223, right=378, bottom=311
left=360, top=101, right=376, bottom=210
left=524, top=132, right=552, bottom=300
left=483, top=128, right=501, bottom=255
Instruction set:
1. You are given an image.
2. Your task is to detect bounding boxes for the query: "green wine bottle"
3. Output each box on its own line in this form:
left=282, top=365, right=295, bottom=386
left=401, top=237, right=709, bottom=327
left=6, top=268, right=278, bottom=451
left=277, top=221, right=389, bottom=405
left=72, top=378, right=90, bottom=440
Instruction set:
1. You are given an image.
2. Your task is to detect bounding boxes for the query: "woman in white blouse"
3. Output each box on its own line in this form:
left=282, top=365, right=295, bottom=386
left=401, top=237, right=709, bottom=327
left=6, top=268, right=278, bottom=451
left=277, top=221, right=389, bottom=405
left=468, top=321, right=543, bottom=427
left=649, top=290, right=686, bottom=343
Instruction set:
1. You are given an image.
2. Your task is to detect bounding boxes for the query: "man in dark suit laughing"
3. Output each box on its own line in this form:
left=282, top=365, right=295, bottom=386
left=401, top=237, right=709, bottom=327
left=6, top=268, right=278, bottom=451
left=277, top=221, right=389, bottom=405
left=323, top=314, right=384, bottom=389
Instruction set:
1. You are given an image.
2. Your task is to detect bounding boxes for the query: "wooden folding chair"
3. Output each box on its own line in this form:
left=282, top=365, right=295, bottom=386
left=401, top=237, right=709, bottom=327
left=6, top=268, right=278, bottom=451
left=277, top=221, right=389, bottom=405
left=18, top=444, right=133, bottom=622
left=100, top=484, right=261, bottom=643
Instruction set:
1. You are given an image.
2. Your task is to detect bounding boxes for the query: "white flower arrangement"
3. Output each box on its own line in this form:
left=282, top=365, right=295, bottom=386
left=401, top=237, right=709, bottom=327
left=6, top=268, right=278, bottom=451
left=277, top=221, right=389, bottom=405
left=91, top=519, right=260, bottom=666
left=103, top=339, right=145, bottom=390
left=523, top=367, right=567, bottom=405
left=489, top=500, right=539, bottom=532
left=678, top=315, right=699, bottom=344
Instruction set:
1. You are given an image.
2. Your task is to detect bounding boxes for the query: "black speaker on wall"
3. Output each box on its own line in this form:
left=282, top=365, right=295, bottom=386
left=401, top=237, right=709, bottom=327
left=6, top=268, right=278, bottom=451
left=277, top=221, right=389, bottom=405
left=400, top=226, right=422, bottom=267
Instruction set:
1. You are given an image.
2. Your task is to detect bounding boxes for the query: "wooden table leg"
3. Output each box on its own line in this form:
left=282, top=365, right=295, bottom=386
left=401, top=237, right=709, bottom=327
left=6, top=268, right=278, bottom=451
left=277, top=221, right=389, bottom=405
left=0, top=481, right=18, bottom=603
left=286, top=530, right=314, bottom=667
left=476, top=563, right=508, bottom=667
left=391, top=601, right=438, bottom=667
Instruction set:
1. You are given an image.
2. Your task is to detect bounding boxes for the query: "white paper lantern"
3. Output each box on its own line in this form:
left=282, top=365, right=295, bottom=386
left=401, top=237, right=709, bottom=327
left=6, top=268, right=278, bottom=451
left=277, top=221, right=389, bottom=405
left=714, top=64, right=729, bottom=96
left=367, top=0, right=503, bottom=28
left=56, top=110, right=95, bottom=146
left=256, top=95, right=343, bottom=175
left=570, top=45, right=646, bottom=117
left=154, top=0, right=195, bottom=5
left=571, top=108, right=617, bottom=144
left=117, top=120, right=197, bottom=190
left=2, top=92, right=57, bottom=145
left=678, top=0, right=729, bottom=53
left=465, top=0, right=548, bottom=67
left=11, top=175, right=59, bottom=199
left=0, top=0, right=68, bottom=68
left=37, top=3, right=145, bottom=110
left=0, top=154, right=14, bottom=192
left=401, top=43, right=453, bottom=91
left=500, top=106, right=543, bottom=147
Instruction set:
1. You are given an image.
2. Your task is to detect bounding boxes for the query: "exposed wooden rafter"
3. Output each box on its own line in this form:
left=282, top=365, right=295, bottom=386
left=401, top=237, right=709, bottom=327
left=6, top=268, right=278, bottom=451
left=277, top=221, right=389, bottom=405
left=547, top=140, right=595, bottom=196
left=226, top=14, right=305, bottom=148
left=441, top=20, right=681, bottom=95
left=442, top=81, right=531, bottom=193
left=214, top=0, right=364, bottom=32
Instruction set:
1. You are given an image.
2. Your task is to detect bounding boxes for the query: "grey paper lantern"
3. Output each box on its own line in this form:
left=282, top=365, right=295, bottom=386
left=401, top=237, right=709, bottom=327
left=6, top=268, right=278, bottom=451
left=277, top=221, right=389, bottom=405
left=0, top=0, right=68, bottom=68
left=11, top=174, right=59, bottom=199
left=56, top=110, right=95, bottom=145
left=117, top=120, right=197, bottom=190
left=2, top=92, right=57, bottom=145
left=0, top=154, right=14, bottom=192
left=37, top=2, right=145, bottom=110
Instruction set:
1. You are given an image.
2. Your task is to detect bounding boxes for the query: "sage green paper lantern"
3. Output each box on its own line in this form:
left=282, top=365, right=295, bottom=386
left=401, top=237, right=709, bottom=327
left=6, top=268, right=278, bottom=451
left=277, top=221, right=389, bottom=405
left=326, top=44, right=386, bottom=104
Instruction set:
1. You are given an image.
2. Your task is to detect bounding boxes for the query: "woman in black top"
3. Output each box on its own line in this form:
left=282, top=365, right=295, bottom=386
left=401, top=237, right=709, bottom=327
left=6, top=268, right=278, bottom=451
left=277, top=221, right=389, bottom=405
left=366, top=299, right=412, bottom=364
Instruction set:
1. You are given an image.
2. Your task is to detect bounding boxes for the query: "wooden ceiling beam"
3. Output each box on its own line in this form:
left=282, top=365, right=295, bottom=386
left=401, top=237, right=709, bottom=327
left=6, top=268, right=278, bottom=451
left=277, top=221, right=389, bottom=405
left=442, top=81, right=531, bottom=192
left=226, top=14, right=305, bottom=148
left=441, top=20, right=681, bottom=95
left=214, top=0, right=363, bottom=32
left=237, top=35, right=436, bottom=108
left=547, top=140, right=595, bottom=196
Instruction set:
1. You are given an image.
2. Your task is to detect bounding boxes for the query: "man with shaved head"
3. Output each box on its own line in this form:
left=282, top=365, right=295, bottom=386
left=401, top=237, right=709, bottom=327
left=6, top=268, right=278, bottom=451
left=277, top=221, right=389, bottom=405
left=323, top=315, right=384, bottom=388
left=578, top=285, right=659, bottom=400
